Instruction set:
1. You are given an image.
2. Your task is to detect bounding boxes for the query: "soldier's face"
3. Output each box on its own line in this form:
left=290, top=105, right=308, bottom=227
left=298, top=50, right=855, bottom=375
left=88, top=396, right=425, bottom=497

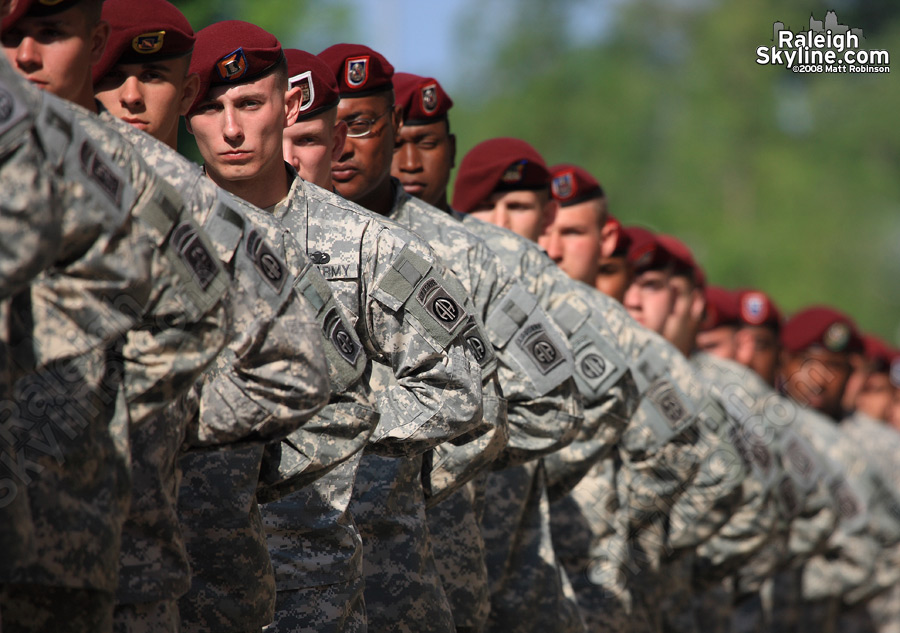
left=855, top=371, right=893, bottom=421
left=333, top=92, right=399, bottom=206
left=187, top=73, right=293, bottom=186
left=283, top=110, right=347, bottom=190
left=696, top=326, right=738, bottom=360
left=391, top=119, right=455, bottom=208
left=94, top=56, right=198, bottom=147
left=623, top=269, right=674, bottom=334
left=779, top=348, right=852, bottom=419
left=2, top=6, right=107, bottom=103
left=735, top=326, right=780, bottom=385
left=469, top=190, right=555, bottom=243
left=595, top=256, right=631, bottom=303
left=538, top=199, right=604, bottom=285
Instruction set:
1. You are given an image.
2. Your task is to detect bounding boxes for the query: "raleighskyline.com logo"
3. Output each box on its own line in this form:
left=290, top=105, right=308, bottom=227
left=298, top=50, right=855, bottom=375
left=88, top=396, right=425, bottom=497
left=756, top=11, right=890, bottom=74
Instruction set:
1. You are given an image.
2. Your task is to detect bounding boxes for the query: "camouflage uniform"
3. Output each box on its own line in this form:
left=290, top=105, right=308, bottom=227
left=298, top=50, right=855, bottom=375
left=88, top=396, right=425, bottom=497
left=260, top=173, right=484, bottom=633
left=455, top=216, right=748, bottom=633
left=97, top=122, right=359, bottom=633
left=391, top=186, right=594, bottom=631
left=0, top=85, right=228, bottom=633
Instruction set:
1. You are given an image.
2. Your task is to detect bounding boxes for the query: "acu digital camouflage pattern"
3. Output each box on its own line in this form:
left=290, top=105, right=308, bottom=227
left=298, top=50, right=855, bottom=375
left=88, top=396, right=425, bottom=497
left=0, top=85, right=228, bottom=632
left=261, top=173, right=483, bottom=633
left=454, top=215, right=752, bottom=633
left=100, top=120, right=372, bottom=633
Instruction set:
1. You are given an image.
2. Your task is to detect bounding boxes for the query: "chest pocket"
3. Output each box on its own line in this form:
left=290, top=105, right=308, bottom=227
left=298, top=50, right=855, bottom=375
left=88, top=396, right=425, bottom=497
left=373, top=244, right=469, bottom=350
left=550, top=299, right=627, bottom=401
left=294, top=262, right=366, bottom=393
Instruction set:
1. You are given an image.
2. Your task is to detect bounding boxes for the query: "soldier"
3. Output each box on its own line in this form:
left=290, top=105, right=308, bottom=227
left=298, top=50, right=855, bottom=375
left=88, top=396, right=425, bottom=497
left=733, top=288, right=783, bottom=387
left=324, top=46, right=590, bottom=633
left=281, top=48, right=347, bottom=189
left=846, top=334, right=895, bottom=422
left=452, top=141, right=748, bottom=633
left=91, top=4, right=372, bottom=631
left=1, top=1, right=231, bottom=631
left=541, top=163, right=618, bottom=288
left=186, top=24, right=486, bottom=633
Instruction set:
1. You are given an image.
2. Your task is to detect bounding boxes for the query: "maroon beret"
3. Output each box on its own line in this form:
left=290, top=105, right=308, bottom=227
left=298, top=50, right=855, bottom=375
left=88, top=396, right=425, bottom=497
left=606, top=215, right=630, bottom=257
left=860, top=334, right=894, bottom=374
left=318, top=43, right=393, bottom=97
left=284, top=48, right=340, bottom=122
left=656, top=234, right=705, bottom=288
left=549, top=164, right=605, bottom=207
left=891, top=350, right=900, bottom=389
left=394, top=72, right=453, bottom=125
left=736, top=289, right=782, bottom=331
left=452, top=137, right=549, bottom=214
left=3, top=0, right=79, bottom=30
left=188, top=21, right=284, bottom=115
left=92, top=0, right=194, bottom=84
left=781, top=306, right=863, bottom=355
left=701, top=286, right=741, bottom=331
left=625, top=226, right=670, bottom=273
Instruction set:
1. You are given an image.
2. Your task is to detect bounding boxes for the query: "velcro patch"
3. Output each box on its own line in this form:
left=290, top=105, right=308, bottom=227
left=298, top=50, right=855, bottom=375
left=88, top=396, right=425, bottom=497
left=646, top=379, right=691, bottom=428
left=246, top=229, right=287, bottom=293
left=170, top=222, right=219, bottom=291
left=516, top=323, right=565, bottom=375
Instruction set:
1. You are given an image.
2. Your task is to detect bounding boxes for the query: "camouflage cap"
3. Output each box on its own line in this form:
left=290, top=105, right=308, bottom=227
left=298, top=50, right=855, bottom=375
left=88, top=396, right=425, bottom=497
left=394, top=71, right=453, bottom=125
left=781, top=306, right=863, bottom=354
left=188, top=20, right=284, bottom=115
left=452, top=137, right=549, bottom=213
left=318, top=43, right=394, bottom=97
left=549, top=163, right=605, bottom=207
left=284, top=48, right=340, bottom=122
left=92, top=0, right=195, bottom=84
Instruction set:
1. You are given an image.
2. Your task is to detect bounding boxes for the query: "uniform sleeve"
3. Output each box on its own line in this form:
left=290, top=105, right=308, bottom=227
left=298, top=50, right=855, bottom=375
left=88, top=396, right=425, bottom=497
left=0, top=61, right=61, bottom=298
left=362, top=231, right=484, bottom=456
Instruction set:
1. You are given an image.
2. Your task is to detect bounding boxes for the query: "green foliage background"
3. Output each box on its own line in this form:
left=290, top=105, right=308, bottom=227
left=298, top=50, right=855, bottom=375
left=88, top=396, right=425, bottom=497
left=173, top=0, right=900, bottom=343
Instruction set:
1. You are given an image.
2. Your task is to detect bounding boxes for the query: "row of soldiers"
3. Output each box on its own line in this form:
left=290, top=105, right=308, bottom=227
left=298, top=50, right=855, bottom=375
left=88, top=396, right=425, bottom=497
left=1, top=0, right=899, bottom=631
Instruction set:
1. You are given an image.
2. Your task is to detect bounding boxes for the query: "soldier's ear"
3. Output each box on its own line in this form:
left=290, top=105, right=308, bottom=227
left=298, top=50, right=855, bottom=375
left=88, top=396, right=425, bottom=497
left=284, top=85, right=303, bottom=127
left=178, top=73, right=201, bottom=117
left=89, top=20, right=111, bottom=66
left=600, top=217, right=618, bottom=259
left=332, top=120, right=348, bottom=163
left=391, top=104, right=402, bottom=137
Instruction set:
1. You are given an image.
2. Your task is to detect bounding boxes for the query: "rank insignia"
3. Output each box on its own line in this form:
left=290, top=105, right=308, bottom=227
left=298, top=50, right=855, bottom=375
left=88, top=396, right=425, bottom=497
left=217, top=48, right=248, bottom=81
left=823, top=322, right=850, bottom=352
left=741, top=292, right=768, bottom=325
left=132, top=31, right=166, bottom=55
left=501, top=160, right=525, bottom=184
left=551, top=169, right=575, bottom=200
left=290, top=71, right=315, bottom=112
left=421, top=83, right=438, bottom=114
left=346, top=56, right=369, bottom=88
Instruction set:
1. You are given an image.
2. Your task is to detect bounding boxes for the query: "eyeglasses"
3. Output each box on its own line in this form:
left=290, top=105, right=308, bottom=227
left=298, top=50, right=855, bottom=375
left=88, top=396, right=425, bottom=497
left=344, top=111, right=391, bottom=138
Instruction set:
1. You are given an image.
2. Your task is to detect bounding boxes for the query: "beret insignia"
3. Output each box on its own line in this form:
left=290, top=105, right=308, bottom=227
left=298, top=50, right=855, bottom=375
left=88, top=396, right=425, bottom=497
left=551, top=170, right=575, bottom=200
left=421, top=83, right=438, bottom=114
left=501, top=161, right=525, bottom=184
left=346, top=56, right=369, bottom=88
left=823, top=322, right=850, bottom=352
left=133, top=31, right=166, bottom=55
left=290, top=71, right=315, bottom=112
left=217, top=48, right=248, bottom=81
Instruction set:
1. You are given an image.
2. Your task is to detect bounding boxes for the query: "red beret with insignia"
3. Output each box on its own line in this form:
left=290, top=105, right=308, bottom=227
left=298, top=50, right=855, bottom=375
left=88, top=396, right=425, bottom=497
left=701, top=286, right=741, bottom=331
left=656, top=234, right=705, bottom=288
left=452, top=137, right=550, bottom=214
left=187, top=21, right=284, bottom=115
left=781, top=306, right=863, bottom=355
left=92, top=0, right=195, bottom=85
left=549, top=164, right=605, bottom=207
left=394, top=72, right=453, bottom=124
left=284, top=48, right=340, bottom=122
left=3, top=0, right=82, bottom=30
left=318, top=43, right=393, bottom=97
left=736, top=289, right=782, bottom=331
left=606, top=215, right=631, bottom=257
